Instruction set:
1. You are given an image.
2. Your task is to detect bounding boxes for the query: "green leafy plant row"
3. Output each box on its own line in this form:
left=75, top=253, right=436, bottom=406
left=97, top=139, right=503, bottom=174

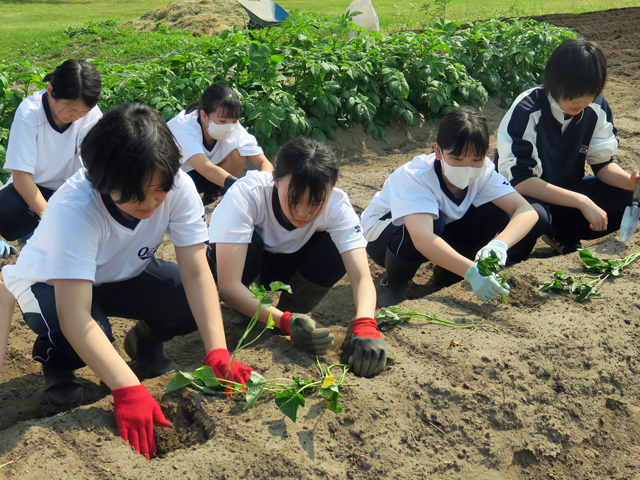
left=0, top=13, right=576, bottom=183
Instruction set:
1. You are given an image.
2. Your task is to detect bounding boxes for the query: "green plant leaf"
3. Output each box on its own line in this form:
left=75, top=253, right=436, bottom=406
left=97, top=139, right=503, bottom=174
left=165, top=371, right=196, bottom=394
left=194, top=365, right=222, bottom=388
left=269, top=281, right=292, bottom=294
left=244, top=371, right=268, bottom=410
left=275, top=390, right=305, bottom=423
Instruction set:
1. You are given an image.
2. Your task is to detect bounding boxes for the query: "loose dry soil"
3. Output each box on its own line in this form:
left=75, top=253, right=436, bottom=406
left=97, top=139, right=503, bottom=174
left=2, top=7, right=640, bottom=480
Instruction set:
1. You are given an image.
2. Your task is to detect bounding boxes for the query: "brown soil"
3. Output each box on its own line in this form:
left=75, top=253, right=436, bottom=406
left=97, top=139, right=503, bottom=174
left=123, top=0, right=249, bottom=36
left=2, top=7, right=640, bottom=479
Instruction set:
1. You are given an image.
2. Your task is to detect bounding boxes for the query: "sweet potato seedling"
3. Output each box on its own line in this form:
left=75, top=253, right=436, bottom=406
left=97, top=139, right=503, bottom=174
left=375, top=306, right=498, bottom=333
left=165, top=360, right=352, bottom=423
left=165, top=282, right=354, bottom=422
left=476, top=251, right=509, bottom=303
left=538, top=249, right=640, bottom=302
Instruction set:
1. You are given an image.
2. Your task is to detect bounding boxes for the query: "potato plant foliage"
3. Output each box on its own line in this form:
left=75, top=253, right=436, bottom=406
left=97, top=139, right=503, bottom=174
left=0, top=13, right=575, bottom=183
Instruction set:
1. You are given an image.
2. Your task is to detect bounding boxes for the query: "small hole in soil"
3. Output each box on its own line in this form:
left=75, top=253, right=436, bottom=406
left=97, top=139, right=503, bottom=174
left=154, top=391, right=211, bottom=458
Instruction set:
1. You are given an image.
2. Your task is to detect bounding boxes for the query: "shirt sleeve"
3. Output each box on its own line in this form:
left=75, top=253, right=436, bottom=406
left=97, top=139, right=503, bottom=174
left=472, top=161, right=516, bottom=207
left=4, top=107, right=39, bottom=175
left=388, top=169, right=440, bottom=224
left=326, top=191, right=368, bottom=254
left=169, top=115, right=207, bottom=167
left=208, top=179, right=259, bottom=244
left=46, top=201, right=102, bottom=282
left=586, top=97, right=618, bottom=166
left=496, top=90, right=544, bottom=186
left=166, top=172, right=209, bottom=246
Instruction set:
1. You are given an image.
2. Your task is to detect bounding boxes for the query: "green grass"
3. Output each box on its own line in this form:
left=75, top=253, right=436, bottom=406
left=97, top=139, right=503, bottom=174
left=277, top=0, right=640, bottom=30
left=0, top=0, right=638, bottom=62
left=0, top=0, right=171, bottom=61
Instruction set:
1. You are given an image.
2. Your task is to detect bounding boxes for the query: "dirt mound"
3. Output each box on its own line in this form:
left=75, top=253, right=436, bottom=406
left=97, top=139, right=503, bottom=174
left=2, top=7, right=640, bottom=480
left=123, top=0, right=249, bottom=36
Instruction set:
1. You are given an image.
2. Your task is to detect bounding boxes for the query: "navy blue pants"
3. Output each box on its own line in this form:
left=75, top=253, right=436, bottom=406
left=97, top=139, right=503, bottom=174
left=366, top=202, right=510, bottom=267
left=508, top=176, right=632, bottom=263
left=188, top=170, right=223, bottom=197
left=208, top=231, right=346, bottom=288
left=19, top=257, right=198, bottom=371
left=0, top=183, right=54, bottom=241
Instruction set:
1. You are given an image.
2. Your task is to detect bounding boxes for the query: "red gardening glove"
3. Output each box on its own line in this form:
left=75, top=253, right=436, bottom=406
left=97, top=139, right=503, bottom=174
left=279, top=311, right=292, bottom=334
left=349, top=317, right=387, bottom=378
left=204, top=348, right=253, bottom=396
left=112, top=384, right=171, bottom=459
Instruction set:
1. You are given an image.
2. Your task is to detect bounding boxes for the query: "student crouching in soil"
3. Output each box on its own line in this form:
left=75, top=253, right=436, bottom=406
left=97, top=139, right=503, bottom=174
left=496, top=38, right=639, bottom=261
left=207, top=137, right=387, bottom=378
left=167, top=83, right=273, bottom=205
left=2, top=103, right=253, bottom=459
left=361, top=107, right=539, bottom=307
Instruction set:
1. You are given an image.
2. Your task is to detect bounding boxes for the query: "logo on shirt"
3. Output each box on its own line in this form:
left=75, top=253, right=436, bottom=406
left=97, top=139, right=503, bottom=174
left=579, top=145, right=589, bottom=155
left=354, top=225, right=362, bottom=234
left=138, top=243, right=161, bottom=260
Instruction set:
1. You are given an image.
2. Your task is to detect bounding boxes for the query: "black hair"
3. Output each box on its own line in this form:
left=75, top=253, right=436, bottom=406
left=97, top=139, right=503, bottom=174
left=43, top=59, right=102, bottom=108
left=185, top=84, right=242, bottom=119
left=544, top=38, right=607, bottom=101
left=82, top=103, right=181, bottom=204
left=274, top=137, right=339, bottom=209
left=435, top=107, right=489, bottom=159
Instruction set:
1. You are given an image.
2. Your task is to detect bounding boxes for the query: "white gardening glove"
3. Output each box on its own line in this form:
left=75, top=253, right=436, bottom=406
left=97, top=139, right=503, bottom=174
left=464, top=263, right=509, bottom=301
left=475, top=239, right=508, bottom=266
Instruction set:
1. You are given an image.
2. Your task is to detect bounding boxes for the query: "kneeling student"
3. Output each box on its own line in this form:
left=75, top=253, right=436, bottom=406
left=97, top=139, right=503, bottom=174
left=168, top=83, right=273, bottom=204
left=361, top=107, right=538, bottom=306
left=2, top=104, right=253, bottom=459
left=208, top=137, right=386, bottom=378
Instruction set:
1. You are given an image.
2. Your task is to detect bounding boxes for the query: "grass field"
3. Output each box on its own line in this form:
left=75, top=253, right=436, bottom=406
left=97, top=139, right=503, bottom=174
left=0, top=0, right=638, bottom=61
left=0, top=0, right=171, bottom=60
left=277, top=0, right=640, bottom=30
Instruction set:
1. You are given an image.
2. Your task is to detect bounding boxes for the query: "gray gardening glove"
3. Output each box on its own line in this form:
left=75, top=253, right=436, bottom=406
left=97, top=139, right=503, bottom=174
left=347, top=317, right=387, bottom=377
left=280, top=312, right=334, bottom=355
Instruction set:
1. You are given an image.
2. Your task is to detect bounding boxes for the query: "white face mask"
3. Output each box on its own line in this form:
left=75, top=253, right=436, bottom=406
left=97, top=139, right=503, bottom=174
left=206, top=119, right=238, bottom=141
left=439, top=148, right=484, bottom=189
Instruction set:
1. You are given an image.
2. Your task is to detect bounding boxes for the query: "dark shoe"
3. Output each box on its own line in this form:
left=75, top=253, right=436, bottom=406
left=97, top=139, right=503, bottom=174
left=541, top=235, right=585, bottom=255
left=377, top=277, right=408, bottom=307
left=43, top=364, right=83, bottom=409
left=376, top=248, right=423, bottom=307
left=124, top=322, right=180, bottom=379
left=277, top=270, right=331, bottom=314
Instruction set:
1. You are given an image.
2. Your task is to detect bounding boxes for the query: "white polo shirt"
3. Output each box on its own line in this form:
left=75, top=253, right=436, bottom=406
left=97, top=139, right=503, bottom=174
left=4, top=90, right=102, bottom=190
left=167, top=110, right=263, bottom=173
left=209, top=170, right=366, bottom=254
left=361, top=152, right=515, bottom=241
left=2, top=169, right=208, bottom=298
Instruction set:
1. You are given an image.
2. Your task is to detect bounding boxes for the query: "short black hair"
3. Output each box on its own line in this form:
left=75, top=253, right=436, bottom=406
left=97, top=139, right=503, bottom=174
left=436, top=107, right=489, bottom=159
left=82, top=103, right=181, bottom=204
left=185, top=83, right=242, bottom=119
left=544, top=38, right=607, bottom=101
left=274, top=137, right=339, bottom=209
left=43, top=59, right=102, bottom=108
